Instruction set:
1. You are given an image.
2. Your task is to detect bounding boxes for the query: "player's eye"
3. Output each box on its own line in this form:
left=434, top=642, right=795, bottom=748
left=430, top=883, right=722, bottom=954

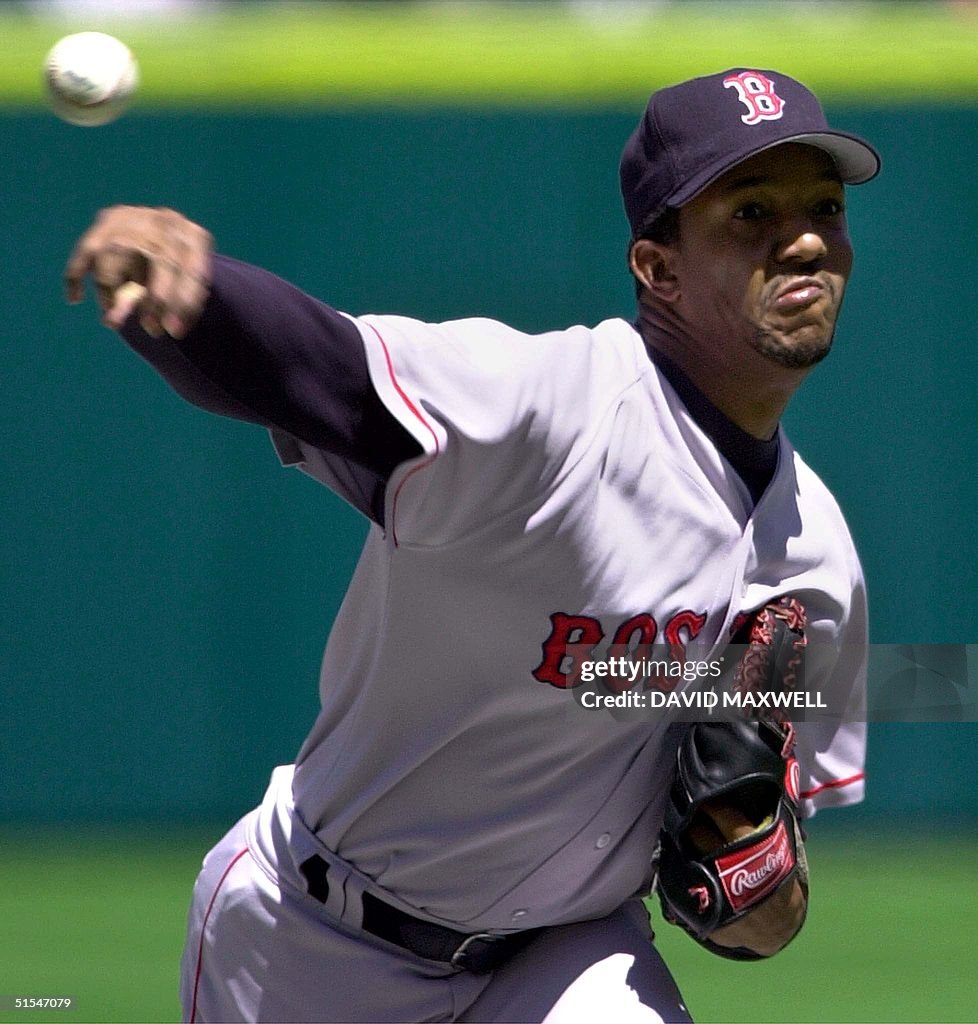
left=733, top=202, right=768, bottom=221
left=813, top=197, right=846, bottom=217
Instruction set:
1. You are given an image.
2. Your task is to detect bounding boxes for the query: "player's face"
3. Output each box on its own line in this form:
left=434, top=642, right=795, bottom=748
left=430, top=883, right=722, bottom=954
left=674, top=143, right=853, bottom=369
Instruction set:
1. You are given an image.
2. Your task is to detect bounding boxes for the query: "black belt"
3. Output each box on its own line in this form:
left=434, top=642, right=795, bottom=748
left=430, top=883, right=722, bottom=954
left=299, top=854, right=538, bottom=973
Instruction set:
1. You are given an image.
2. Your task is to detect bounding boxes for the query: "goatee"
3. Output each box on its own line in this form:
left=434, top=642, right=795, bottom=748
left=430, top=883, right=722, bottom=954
left=750, top=329, right=835, bottom=370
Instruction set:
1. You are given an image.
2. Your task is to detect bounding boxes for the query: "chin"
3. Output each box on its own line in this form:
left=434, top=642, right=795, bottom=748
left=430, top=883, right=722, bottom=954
left=751, top=327, right=835, bottom=370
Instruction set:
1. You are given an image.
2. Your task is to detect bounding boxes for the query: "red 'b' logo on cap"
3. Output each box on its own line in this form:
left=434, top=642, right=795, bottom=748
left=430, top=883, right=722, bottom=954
left=723, top=72, right=785, bottom=125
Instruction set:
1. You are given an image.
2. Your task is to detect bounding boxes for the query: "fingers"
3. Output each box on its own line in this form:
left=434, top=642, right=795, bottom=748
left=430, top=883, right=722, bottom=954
left=64, top=238, right=93, bottom=305
left=64, top=205, right=213, bottom=339
left=146, top=226, right=212, bottom=339
left=65, top=207, right=144, bottom=306
left=95, top=249, right=149, bottom=317
left=169, top=256, right=211, bottom=340
left=104, top=281, right=155, bottom=335
left=138, top=212, right=211, bottom=338
left=141, top=257, right=181, bottom=336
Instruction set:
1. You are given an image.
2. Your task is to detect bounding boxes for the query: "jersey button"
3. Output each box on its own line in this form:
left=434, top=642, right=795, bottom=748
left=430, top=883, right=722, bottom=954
left=595, top=832, right=611, bottom=849
left=511, top=909, right=528, bottom=922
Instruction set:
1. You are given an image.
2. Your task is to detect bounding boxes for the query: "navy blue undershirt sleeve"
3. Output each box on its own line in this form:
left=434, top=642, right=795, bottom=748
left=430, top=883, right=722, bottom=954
left=119, top=255, right=421, bottom=524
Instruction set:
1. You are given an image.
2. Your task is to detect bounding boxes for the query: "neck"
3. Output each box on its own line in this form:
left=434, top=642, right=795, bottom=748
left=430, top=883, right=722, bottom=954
left=633, top=303, right=807, bottom=441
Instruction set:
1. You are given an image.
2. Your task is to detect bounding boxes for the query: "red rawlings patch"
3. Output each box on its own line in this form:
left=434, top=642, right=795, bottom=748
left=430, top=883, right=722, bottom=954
left=716, top=819, right=795, bottom=914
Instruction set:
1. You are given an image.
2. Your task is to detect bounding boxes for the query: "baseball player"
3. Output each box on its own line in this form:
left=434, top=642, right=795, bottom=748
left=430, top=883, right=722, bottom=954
left=65, top=69, right=878, bottom=1022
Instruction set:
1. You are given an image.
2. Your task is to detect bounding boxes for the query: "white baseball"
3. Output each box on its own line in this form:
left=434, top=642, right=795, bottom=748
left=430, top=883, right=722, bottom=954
left=44, top=32, right=138, bottom=127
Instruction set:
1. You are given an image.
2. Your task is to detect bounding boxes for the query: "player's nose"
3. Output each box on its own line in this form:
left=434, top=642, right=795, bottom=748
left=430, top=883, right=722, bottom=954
left=776, top=224, right=828, bottom=266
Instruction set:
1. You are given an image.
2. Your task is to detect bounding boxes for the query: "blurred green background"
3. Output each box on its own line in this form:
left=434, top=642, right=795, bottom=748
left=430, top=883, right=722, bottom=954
left=2, top=2, right=977, bottom=1022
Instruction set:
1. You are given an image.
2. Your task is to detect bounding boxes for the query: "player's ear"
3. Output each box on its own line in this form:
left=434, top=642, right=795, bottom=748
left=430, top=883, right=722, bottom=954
left=630, top=239, right=680, bottom=303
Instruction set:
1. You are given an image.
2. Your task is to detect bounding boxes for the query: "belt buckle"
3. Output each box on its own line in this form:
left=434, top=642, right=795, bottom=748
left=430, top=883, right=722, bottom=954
left=450, top=932, right=502, bottom=972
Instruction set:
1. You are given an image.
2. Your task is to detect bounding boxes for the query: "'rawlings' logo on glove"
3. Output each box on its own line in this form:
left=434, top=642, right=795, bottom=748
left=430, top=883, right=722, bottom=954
left=716, top=819, right=795, bottom=913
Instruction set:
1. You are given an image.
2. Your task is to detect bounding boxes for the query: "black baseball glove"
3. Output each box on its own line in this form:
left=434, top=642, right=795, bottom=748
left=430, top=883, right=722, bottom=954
left=654, top=598, right=809, bottom=960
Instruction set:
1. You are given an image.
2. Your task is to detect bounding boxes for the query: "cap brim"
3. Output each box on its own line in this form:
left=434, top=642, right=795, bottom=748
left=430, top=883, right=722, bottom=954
left=783, top=131, right=881, bottom=184
left=668, top=130, right=881, bottom=208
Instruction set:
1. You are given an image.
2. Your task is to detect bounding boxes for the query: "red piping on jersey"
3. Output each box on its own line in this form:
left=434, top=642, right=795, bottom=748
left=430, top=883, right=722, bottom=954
left=189, top=847, right=250, bottom=1024
left=800, top=771, right=865, bottom=799
left=363, top=322, right=440, bottom=547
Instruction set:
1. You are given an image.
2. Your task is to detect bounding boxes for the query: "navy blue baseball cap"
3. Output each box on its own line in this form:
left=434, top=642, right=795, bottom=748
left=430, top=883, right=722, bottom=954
left=620, top=68, right=881, bottom=236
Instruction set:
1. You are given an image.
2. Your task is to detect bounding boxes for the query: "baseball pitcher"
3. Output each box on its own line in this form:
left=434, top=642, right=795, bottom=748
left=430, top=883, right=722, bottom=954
left=65, top=69, right=878, bottom=1022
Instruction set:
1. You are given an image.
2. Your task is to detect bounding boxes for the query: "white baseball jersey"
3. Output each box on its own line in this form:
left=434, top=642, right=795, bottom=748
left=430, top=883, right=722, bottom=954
left=265, top=313, right=867, bottom=933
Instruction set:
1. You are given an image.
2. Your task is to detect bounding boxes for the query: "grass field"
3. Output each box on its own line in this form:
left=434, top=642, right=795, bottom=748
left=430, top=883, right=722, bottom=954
left=4, top=2, right=978, bottom=109
left=0, top=827, right=974, bottom=1023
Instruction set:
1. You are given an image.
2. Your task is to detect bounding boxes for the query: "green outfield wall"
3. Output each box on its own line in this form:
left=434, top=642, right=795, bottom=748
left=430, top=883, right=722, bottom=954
left=2, top=103, right=977, bottom=824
